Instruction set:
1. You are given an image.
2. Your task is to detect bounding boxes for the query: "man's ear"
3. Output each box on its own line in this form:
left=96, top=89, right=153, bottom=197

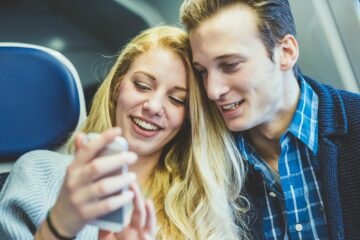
left=279, top=34, right=299, bottom=71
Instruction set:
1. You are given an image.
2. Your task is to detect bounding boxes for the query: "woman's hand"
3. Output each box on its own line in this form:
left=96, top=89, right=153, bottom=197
left=98, top=183, right=157, bottom=240
left=48, top=128, right=138, bottom=238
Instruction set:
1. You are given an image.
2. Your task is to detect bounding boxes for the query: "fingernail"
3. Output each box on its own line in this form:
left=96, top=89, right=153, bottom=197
left=125, top=190, right=135, bottom=199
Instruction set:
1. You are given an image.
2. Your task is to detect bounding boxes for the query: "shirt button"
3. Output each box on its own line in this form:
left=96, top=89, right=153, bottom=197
left=295, top=224, right=303, bottom=232
left=269, top=191, right=277, bottom=198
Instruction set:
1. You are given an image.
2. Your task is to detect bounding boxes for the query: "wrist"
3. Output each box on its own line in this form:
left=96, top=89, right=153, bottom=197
left=46, top=210, right=76, bottom=240
left=35, top=221, right=60, bottom=240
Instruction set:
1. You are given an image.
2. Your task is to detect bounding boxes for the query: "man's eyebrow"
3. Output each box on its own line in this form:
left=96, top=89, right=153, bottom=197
left=193, top=54, right=245, bottom=66
left=192, top=62, right=203, bottom=68
left=214, top=53, right=244, bottom=61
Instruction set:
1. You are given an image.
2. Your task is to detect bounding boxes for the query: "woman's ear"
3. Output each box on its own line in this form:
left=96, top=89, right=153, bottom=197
left=279, top=34, right=299, bottom=71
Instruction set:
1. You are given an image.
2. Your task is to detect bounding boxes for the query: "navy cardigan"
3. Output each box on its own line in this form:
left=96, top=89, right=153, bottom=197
left=244, top=75, right=360, bottom=240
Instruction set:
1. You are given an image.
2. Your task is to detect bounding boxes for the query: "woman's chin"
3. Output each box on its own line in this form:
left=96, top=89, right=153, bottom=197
left=128, top=143, right=160, bottom=158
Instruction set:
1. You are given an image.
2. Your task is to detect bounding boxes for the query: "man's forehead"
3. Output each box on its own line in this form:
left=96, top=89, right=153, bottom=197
left=189, top=7, right=258, bottom=64
left=197, top=4, right=257, bottom=29
left=190, top=5, right=258, bottom=42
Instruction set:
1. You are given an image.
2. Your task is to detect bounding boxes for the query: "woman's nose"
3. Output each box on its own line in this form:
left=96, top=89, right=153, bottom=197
left=143, top=99, right=164, bottom=116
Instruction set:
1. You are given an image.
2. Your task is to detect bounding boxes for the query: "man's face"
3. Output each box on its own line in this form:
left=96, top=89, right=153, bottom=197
left=190, top=5, right=285, bottom=132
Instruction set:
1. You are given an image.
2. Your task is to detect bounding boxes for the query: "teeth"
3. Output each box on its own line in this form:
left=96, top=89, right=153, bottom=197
left=133, top=117, right=160, bottom=131
left=223, top=101, right=241, bottom=111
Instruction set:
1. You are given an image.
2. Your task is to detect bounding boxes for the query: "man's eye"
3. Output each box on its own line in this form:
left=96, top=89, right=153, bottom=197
left=169, top=96, right=186, bottom=106
left=195, top=68, right=207, bottom=78
left=134, top=81, right=151, bottom=91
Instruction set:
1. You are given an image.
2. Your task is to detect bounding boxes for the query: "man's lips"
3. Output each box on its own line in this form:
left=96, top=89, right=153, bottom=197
left=220, top=100, right=244, bottom=112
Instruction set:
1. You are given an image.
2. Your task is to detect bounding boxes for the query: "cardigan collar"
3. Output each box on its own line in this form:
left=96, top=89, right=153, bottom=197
left=303, top=75, right=348, bottom=137
left=303, top=75, right=346, bottom=239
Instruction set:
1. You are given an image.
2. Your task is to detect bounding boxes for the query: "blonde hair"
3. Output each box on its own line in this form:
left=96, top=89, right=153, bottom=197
left=76, top=26, right=249, bottom=239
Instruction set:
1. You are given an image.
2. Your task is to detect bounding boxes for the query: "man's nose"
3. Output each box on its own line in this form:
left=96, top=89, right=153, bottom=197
left=206, top=71, right=229, bottom=101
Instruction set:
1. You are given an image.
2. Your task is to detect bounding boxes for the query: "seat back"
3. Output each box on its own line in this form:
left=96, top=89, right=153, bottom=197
left=0, top=172, right=9, bottom=191
left=0, top=43, right=86, bottom=169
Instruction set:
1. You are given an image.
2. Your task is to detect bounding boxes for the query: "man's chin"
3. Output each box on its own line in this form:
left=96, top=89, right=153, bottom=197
left=225, top=120, right=249, bottom=132
left=226, top=124, right=244, bottom=132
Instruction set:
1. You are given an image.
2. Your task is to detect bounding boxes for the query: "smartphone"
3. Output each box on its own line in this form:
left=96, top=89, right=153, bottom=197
left=84, top=132, right=129, bottom=232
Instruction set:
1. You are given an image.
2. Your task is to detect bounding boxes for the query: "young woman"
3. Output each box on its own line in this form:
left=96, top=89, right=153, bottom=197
left=0, top=26, right=249, bottom=240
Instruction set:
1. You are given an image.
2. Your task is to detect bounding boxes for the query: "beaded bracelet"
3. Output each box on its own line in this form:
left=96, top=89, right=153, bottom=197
left=46, top=210, right=76, bottom=240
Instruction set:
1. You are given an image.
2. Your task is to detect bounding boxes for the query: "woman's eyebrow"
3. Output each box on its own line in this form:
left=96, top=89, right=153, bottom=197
left=133, top=71, right=156, bottom=81
left=134, top=71, right=188, bottom=92
left=174, top=86, right=188, bottom=92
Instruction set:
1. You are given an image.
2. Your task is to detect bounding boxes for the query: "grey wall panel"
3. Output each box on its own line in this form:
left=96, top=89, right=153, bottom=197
left=289, top=0, right=359, bottom=93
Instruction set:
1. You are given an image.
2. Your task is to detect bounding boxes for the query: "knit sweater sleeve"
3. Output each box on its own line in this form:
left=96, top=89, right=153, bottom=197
left=0, top=150, right=98, bottom=240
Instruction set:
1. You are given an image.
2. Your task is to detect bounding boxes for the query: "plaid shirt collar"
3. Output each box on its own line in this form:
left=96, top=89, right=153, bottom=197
left=286, top=77, right=319, bottom=154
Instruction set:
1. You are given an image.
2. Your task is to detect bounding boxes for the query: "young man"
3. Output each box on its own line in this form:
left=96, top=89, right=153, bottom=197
left=181, top=0, right=360, bottom=239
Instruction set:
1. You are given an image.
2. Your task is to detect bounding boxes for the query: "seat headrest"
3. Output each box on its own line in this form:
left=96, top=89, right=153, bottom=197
left=0, top=43, right=86, bottom=161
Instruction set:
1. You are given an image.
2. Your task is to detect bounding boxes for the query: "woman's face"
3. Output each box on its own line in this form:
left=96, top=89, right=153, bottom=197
left=116, top=47, right=188, bottom=160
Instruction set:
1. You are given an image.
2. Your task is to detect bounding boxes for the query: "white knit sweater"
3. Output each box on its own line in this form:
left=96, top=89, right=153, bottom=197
left=0, top=150, right=98, bottom=240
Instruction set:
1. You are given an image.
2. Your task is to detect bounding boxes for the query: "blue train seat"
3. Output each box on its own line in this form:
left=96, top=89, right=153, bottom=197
left=0, top=43, right=86, bottom=180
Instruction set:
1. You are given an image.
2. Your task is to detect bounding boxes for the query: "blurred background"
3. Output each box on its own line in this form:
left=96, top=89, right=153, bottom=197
left=0, top=0, right=359, bottom=113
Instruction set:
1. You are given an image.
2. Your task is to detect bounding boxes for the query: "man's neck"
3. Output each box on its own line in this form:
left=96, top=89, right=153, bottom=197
left=247, top=74, right=300, bottom=172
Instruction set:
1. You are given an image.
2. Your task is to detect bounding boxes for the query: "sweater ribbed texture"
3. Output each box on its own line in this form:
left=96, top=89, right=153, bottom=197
left=0, top=150, right=98, bottom=240
left=334, top=90, right=360, bottom=239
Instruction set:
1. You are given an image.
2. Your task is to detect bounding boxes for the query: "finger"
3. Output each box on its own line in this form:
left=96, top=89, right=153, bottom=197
left=143, top=233, right=154, bottom=240
left=64, top=152, right=136, bottom=202
left=74, top=128, right=122, bottom=167
left=113, top=228, right=138, bottom=240
left=80, top=190, right=134, bottom=221
left=129, top=183, right=146, bottom=229
left=74, top=132, right=86, bottom=153
left=74, top=172, right=137, bottom=204
left=98, top=230, right=113, bottom=240
left=144, top=200, right=156, bottom=236
left=79, top=152, right=137, bottom=184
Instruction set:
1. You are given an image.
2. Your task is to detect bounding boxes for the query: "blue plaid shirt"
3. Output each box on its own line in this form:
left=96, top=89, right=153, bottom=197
left=236, top=78, right=328, bottom=239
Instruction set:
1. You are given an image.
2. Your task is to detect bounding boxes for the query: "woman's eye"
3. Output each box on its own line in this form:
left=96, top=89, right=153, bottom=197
left=222, top=62, right=239, bottom=72
left=169, top=96, right=186, bottom=106
left=134, top=81, right=151, bottom=91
